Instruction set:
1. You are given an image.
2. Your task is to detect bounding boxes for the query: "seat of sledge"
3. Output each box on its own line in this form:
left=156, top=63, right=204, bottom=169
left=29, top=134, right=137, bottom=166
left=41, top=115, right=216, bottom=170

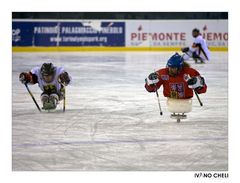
left=167, top=98, right=192, bottom=122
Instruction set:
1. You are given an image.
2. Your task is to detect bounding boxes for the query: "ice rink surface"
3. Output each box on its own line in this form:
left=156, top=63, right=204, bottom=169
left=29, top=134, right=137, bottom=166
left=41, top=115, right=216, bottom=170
left=12, top=52, right=228, bottom=171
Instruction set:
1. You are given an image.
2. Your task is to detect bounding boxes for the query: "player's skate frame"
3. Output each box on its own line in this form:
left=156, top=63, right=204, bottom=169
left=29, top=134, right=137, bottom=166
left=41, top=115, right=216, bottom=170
left=167, top=98, right=192, bottom=123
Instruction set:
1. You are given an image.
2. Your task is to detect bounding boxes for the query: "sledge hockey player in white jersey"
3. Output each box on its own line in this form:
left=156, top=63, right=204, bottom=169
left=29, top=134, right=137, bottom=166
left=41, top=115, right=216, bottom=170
left=19, top=63, right=71, bottom=110
left=181, top=28, right=210, bottom=63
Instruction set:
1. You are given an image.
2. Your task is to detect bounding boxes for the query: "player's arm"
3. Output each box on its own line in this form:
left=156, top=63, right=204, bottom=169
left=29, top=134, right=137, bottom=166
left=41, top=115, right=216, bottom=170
left=192, top=43, right=200, bottom=48
left=181, top=39, right=201, bottom=53
left=19, top=72, right=38, bottom=84
left=145, top=71, right=163, bottom=93
left=58, top=71, right=71, bottom=86
left=191, top=36, right=202, bottom=51
left=187, top=68, right=207, bottom=94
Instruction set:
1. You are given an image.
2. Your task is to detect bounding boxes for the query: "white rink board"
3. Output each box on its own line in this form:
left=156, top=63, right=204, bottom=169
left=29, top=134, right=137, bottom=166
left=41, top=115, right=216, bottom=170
left=12, top=52, right=228, bottom=171
left=126, top=20, right=228, bottom=47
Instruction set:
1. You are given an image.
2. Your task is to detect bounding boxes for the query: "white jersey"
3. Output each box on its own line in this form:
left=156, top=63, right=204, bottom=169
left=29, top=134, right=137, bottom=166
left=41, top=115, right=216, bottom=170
left=31, top=66, right=66, bottom=94
left=191, top=35, right=210, bottom=60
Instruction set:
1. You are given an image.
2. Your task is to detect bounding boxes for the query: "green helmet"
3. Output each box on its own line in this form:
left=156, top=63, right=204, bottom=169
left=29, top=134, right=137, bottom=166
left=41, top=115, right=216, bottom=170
left=40, top=63, right=56, bottom=76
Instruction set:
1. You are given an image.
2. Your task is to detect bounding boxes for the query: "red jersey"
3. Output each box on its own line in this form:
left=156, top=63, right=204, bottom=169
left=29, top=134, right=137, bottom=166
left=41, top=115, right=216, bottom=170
left=145, top=67, right=207, bottom=99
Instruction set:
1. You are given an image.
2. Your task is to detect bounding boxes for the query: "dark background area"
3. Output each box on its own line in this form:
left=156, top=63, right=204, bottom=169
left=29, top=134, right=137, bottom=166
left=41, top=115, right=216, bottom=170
left=12, top=12, right=228, bottom=19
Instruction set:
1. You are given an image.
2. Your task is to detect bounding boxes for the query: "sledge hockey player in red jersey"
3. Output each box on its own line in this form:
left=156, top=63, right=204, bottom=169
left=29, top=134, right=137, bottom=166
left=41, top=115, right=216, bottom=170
left=145, top=53, right=207, bottom=99
left=19, top=63, right=71, bottom=110
left=181, top=28, right=210, bottom=63
left=145, top=53, right=207, bottom=122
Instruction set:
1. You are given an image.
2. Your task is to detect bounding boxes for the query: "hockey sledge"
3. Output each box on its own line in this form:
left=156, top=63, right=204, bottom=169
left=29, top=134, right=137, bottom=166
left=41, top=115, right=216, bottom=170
left=194, top=59, right=205, bottom=64
left=42, top=102, right=57, bottom=111
left=42, top=87, right=65, bottom=112
left=167, top=98, right=192, bottom=123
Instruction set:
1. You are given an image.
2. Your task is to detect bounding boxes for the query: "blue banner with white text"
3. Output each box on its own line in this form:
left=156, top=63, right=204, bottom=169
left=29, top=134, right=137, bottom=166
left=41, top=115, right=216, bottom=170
left=12, top=21, right=125, bottom=47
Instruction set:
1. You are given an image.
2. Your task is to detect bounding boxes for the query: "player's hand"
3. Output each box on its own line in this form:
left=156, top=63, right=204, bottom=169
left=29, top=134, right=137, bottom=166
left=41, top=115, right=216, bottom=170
left=59, top=72, right=70, bottom=86
left=19, top=72, right=29, bottom=84
left=187, top=76, right=205, bottom=89
left=181, top=47, right=189, bottom=53
left=145, top=72, right=159, bottom=86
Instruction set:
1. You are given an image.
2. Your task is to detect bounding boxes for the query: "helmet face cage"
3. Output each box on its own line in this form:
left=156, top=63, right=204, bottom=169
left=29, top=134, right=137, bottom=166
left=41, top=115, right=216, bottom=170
left=40, top=63, right=56, bottom=82
left=166, top=53, right=184, bottom=76
left=168, top=67, right=181, bottom=76
left=192, top=28, right=200, bottom=38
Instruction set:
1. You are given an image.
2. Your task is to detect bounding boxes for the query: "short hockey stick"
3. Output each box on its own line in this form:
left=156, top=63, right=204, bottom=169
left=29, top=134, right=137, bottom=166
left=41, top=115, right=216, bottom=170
left=153, top=71, right=163, bottom=116
left=24, top=83, right=41, bottom=112
left=194, top=90, right=203, bottom=106
left=155, top=87, right=163, bottom=115
left=63, top=86, right=66, bottom=112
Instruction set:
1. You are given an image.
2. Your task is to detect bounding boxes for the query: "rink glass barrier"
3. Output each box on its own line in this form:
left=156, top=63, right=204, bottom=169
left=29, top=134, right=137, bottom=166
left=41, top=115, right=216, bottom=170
left=12, top=19, right=228, bottom=52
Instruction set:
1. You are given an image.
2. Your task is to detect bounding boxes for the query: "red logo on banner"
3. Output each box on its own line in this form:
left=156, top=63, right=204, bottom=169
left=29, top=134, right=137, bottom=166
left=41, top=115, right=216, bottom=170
left=202, top=25, right=228, bottom=41
left=138, top=25, right=142, bottom=31
left=203, top=25, right=207, bottom=31
left=131, top=25, right=186, bottom=41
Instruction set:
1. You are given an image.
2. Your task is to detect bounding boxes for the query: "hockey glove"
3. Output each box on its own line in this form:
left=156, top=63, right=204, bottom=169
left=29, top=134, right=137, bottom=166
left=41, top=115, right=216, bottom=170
left=19, top=72, right=31, bottom=84
left=181, top=47, right=190, bottom=53
left=58, top=72, right=71, bottom=86
left=187, top=76, right=205, bottom=90
left=145, top=72, right=159, bottom=86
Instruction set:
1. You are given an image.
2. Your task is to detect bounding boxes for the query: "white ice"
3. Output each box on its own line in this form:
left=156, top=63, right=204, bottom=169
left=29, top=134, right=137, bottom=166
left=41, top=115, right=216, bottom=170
left=12, top=52, right=228, bottom=171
